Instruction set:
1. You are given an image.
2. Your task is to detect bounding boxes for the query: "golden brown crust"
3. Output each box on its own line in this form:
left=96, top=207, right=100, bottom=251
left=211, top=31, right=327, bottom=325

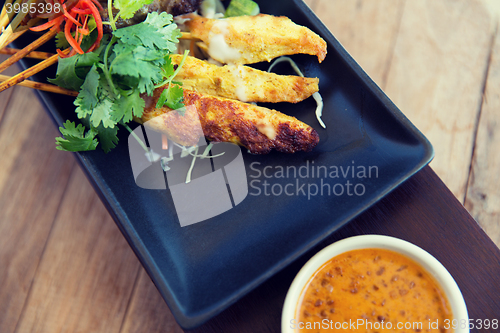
left=141, top=87, right=319, bottom=154
left=170, top=55, right=319, bottom=103
left=185, top=14, right=327, bottom=64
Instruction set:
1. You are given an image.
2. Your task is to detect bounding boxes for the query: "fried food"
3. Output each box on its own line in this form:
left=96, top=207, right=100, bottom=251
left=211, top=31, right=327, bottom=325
left=141, top=86, right=319, bottom=154
left=185, top=14, right=327, bottom=65
left=170, top=54, right=319, bottom=103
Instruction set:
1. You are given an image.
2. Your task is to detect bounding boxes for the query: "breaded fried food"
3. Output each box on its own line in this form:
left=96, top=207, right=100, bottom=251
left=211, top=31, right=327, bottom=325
left=141, top=86, right=319, bottom=154
left=185, top=14, right=327, bottom=65
left=170, top=55, right=319, bottom=103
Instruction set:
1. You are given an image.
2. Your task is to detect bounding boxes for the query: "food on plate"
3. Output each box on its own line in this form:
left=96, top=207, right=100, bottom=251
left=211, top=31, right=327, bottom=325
left=185, top=13, right=327, bottom=65
left=170, top=54, right=319, bottom=103
left=0, top=0, right=327, bottom=155
left=296, top=249, right=452, bottom=332
left=141, top=85, right=320, bottom=153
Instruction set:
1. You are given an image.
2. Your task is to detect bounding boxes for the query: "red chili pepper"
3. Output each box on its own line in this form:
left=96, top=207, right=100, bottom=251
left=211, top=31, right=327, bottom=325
left=30, top=0, right=104, bottom=56
left=70, top=7, right=92, bottom=15
left=81, top=0, right=103, bottom=53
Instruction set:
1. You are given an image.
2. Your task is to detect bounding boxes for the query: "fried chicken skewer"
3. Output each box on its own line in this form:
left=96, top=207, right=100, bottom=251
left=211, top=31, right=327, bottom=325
left=185, top=14, right=327, bottom=65
left=170, top=54, right=319, bottom=103
left=141, top=86, right=319, bottom=154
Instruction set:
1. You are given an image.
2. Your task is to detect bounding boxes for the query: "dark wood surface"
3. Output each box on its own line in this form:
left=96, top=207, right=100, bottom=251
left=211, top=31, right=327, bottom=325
left=185, top=166, right=500, bottom=332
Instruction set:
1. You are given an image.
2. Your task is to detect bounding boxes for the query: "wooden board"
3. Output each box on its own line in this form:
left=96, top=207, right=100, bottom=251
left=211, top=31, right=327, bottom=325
left=0, top=86, right=75, bottom=333
left=303, top=0, right=405, bottom=89
left=383, top=0, right=494, bottom=200
left=13, top=166, right=141, bottom=333
left=465, top=24, right=500, bottom=245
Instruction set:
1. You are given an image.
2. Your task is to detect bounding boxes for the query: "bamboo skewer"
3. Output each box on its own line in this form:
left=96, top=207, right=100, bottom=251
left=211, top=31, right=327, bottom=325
left=180, top=32, right=192, bottom=40
left=0, top=0, right=16, bottom=31
left=0, top=29, right=57, bottom=72
left=0, top=48, right=68, bottom=93
left=0, top=74, right=78, bottom=96
left=0, top=0, right=37, bottom=49
left=0, top=47, right=54, bottom=59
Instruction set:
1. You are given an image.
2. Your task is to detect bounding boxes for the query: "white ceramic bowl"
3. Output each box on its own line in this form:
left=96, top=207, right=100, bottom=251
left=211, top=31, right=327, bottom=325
left=282, top=235, right=468, bottom=333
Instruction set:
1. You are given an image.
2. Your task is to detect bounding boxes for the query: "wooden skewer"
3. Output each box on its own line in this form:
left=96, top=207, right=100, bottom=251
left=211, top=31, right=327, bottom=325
left=0, top=48, right=68, bottom=93
left=0, top=47, right=54, bottom=59
left=0, top=29, right=57, bottom=73
left=0, top=0, right=37, bottom=49
left=0, top=73, right=78, bottom=96
left=0, top=0, right=16, bottom=31
left=180, top=32, right=193, bottom=40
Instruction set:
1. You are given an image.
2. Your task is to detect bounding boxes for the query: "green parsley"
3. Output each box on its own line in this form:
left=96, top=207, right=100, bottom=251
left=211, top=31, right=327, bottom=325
left=53, top=2, right=186, bottom=153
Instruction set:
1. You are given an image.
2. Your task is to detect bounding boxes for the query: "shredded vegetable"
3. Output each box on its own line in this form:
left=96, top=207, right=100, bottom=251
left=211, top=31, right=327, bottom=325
left=268, top=56, right=326, bottom=128
left=30, top=0, right=104, bottom=57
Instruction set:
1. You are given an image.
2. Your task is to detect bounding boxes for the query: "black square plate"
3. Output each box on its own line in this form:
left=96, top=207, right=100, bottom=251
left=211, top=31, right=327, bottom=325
left=13, top=0, right=433, bottom=329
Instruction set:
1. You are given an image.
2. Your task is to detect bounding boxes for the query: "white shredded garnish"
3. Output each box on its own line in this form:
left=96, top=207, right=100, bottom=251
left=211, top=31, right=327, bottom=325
left=145, top=149, right=161, bottom=162
left=186, top=147, right=199, bottom=184
left=268, top=56, right=326, bottom=129
left=160, top=158, right=171, bottom=172
left=165, top=143, right=226, bottom=182
left=312, top=92, right=325, bottom=128
left=201, top=0, right=226, bottom=18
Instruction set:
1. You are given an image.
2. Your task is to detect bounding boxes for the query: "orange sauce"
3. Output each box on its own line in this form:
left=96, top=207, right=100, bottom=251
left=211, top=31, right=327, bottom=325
left=295, top=249, right=453, bottom=332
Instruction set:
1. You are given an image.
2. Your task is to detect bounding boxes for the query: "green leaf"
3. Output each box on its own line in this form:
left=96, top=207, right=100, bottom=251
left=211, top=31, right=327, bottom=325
left=80, top=116, right=119, bottom=153
left=113, top=12, right=181, bottom=53
left=49, top=52, right=101, bottom=91
left=111, top=89, right=145, bottom=123
left=114, top=0, right=155, bottom=20
left=156, top=85, right=184, bottom=110
left=96, top=124, right=119, bottom=153
left=111, top=44, right=164, bottom=93
left=165, top=84, right=184, bottom=110
left=162, top=55, right=175, bottom=78
left=56, top=121, right=98, bottom=152
left=90, top=98, right=116, bottom=128
left=74, top=64, right=100, bottom=118
left=49, top=56, right=84, bottom=91
left=55, top=31, right=70, bottom=49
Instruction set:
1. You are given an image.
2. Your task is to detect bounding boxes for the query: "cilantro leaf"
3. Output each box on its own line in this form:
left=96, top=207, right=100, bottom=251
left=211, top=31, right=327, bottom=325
left=114, top=0, right=154, bottom=20
left=111, top=44, right=164, bottom=94
left=49, top=56, right=85, bottom=91
left=96, top=124, right=119, bottom=153
left=111, top=89, right=145, bottom=123
left=54, top=11, right=186, bottom=154
left=90, top=98, right=115, bottom=128
left=166, top=85, right=184, bottom=110
left=162, top=55, right=175, bottom=78
left=113, top=12, right=180, bottom=53
left=56, top=121, right=98, bottom=152
left=55, top=31, right=70, bottom=49
left=49, top=52, right=101, bottom=91
left=156, top=84, right=184, bottom=110
left=74, top=64, right=100, bottom=119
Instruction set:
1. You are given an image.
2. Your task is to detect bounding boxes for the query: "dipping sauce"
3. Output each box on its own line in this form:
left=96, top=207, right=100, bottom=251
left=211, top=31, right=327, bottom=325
left=295, top=249, right=453, bottom=332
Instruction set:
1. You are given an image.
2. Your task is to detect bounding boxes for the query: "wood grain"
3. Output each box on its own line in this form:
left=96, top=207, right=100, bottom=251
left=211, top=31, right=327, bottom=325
left=303, top=0, right=405, bottom=89
left=465, top=25, right=500, bottom=246
left=0, top=87, right=74, bottom=333
left=383, top=0, right=494, bottom=200
left=13, top=166, right=141, bottom=333
left=0, top=54, right=18, bottom=124
left=120, top=269, right=184, bottom=333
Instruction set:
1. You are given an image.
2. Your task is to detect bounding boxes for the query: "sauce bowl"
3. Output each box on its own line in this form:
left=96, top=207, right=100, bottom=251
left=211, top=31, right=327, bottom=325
left=282, top=235, right=468, bottom=333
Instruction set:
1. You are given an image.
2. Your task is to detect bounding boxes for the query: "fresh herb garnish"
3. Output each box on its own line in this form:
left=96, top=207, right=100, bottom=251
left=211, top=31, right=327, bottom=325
left=53, top=2, right=186, bottom=153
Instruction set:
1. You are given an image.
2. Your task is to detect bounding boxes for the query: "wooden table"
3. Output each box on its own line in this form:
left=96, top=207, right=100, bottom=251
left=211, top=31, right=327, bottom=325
left=1, top=1, right=499, bottom=332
